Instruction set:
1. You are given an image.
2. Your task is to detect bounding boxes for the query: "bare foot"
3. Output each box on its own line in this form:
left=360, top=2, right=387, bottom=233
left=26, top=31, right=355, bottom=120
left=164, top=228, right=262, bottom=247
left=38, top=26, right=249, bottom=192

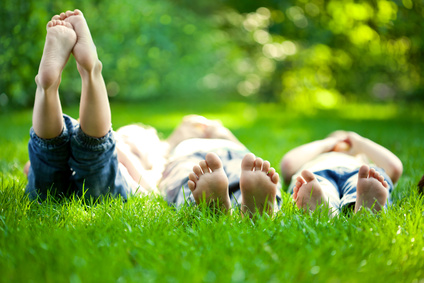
left=37, top=20, right=76, bottom=89
left=355, top=165, right=388, bottom=213
left=293, top=170, right=329, bottom=212
left=57, top=9, right=99, bottom=72
left=24, top=161, right=31, bottom=177
left=239, top=153, right=279, bottom=217
left=188, top=152, right=231, bottom=212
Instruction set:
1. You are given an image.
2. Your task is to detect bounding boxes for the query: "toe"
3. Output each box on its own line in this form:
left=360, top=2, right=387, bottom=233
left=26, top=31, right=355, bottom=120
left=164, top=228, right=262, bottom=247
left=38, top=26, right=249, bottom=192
left=369, top=168, right=376, bottom=178
left=262, top=161, right=270, bottom=173
left=255, top=158, right=263, bottom=171
left=241, top=153, right=255, bottom=171
left=296, top=176, right=305, bottom=184
left=193, top=165, right=203, bottom=177
left=293, top=191, right=299, bottom=201
left=358, top=165, right=370, bottom=179
left=293, top=184, right=299, bottom=197
left=189, top=172, right=198, bottom=182
left=73, top=9, right=83, bottom=15
left=301, top=170, right=316, bottom=182
left=205, top=152, right=223, bottom=171
left=271, top=172, right=279, bottom=184
left=199, top=160, right=210, bottom=174
left=188, top=180, right=196, bottom=192
left=267, top=167, right=276, bottom=178
left=52, top=15, right=61, bottom=21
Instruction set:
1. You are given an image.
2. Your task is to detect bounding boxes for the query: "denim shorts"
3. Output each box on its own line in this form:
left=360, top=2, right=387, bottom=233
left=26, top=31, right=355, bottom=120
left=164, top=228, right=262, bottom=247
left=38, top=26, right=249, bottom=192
left=289, top=166, right=394, bottom=211
left=159, top=148, right=282, bottom=209
left=26, top=114, right=131, bottom=201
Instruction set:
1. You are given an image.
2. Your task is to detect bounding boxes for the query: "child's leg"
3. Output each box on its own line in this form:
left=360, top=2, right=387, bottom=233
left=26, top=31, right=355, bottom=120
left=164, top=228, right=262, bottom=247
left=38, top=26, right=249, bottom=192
left=57, top=10, right=130, bottom=199
left=60, top=9, right=111, bottom=137
left=33, top=19, right=76, bottom=138
left=26, top=115, right=76, bottom=200
left=26, top=18, right=77, bottom=199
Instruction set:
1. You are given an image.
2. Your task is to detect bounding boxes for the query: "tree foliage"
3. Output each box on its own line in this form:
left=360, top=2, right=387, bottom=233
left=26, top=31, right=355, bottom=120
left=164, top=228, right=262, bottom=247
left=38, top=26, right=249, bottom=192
left=199, top=0, right=424, bottom=107
left=1, top=0, right=423, bottom=109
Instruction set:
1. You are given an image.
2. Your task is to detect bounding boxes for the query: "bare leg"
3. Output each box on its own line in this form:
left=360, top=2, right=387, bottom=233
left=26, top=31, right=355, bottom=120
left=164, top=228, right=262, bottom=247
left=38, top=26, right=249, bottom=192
left=355, top=165, right=388, bottom=213
left=239, top=153, right=279, bottom=217
left=188, top=153, right=231, bottom=213
left=33, top=20, right=76, bottom=139
left=116, top=141, right=162, bottom=193
left=60, top=9, right=110, bottom=137
left=293, top=170, right=335, bottom=213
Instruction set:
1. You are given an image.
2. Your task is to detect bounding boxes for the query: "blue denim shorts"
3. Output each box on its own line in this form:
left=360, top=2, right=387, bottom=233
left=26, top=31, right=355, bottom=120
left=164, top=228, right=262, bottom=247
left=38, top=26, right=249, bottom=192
left=289, top=166, right=394, bottom=211
left=26, top=114, right=131, bottom=201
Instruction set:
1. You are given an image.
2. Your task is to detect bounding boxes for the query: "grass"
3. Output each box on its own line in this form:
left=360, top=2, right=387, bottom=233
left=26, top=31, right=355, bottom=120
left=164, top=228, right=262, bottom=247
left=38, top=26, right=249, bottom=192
left=1, top=99, right=423, bottom=282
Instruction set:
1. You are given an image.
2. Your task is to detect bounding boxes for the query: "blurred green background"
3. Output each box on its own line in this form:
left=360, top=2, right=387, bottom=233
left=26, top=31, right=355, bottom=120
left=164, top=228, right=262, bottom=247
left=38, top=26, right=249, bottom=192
left=0, top=0, right=423, bottom=110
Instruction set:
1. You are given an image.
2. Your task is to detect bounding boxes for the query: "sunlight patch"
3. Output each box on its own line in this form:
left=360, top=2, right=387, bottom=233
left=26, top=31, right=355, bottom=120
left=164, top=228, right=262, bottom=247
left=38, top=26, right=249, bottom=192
left=338, top=103, right=398, bottom=120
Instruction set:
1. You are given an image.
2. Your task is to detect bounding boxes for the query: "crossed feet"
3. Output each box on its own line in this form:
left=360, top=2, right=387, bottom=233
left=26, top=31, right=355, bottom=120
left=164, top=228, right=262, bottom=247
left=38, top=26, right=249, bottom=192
left=293, top=164, right=389, bottom=214
left=37, top=9, right=99, bottom=90
left=188, top=153, right=279, bottom=217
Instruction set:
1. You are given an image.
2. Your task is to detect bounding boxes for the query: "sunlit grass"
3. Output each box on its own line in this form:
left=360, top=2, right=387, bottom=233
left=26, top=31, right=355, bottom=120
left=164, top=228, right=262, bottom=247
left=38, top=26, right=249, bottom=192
left=1, top=100, right=423, bottom=282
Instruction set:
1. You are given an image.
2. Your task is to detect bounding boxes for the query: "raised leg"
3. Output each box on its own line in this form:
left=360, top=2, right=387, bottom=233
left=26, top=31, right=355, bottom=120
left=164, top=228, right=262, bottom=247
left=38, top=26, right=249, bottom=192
left=188, top=152, right=231, bottom=213
left=60, top=9, right=110, bottom=137
left=33, top=19, right=76, bottom=139
left=239, top=153, right=279, bottom=217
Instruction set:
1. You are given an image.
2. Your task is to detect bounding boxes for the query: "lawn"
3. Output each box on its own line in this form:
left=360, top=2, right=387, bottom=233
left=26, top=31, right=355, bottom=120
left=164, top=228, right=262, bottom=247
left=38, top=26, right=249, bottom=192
left=0, top=99, right=423, bottom=282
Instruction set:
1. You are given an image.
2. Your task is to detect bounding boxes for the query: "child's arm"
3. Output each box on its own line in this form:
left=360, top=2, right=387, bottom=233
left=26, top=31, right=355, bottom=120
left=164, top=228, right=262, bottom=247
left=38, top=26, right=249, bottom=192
left=346, top=132, right=403, bottom=183
left=280, top=137, right=341, bottom=185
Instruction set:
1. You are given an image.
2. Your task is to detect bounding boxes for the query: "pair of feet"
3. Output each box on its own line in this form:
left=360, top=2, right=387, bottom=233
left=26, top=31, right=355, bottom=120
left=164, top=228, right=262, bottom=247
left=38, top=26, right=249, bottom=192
left=38, top=9, right=98, bottom=90
left=187, top=153, right=279, bottom=217
left=293, top=165, right=389, bottom=214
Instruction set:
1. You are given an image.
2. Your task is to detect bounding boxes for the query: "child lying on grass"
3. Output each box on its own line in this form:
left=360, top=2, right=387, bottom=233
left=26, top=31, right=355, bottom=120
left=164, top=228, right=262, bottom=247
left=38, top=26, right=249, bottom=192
left=157, top=115, right=281, bottom=217
left=115, top=115, right=282, bottom=217
left=27, top=9, right=401, bottom=217
left=26, top=9, right=142, bottom=200
left=280, top=131, right=403, bottom=215
left=26, top=10, right=280, bottom=217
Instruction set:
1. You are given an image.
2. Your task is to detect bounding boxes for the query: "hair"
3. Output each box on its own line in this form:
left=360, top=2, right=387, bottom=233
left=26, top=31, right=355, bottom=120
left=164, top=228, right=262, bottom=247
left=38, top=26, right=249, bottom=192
left=418, top=175, right=424, bottom=195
